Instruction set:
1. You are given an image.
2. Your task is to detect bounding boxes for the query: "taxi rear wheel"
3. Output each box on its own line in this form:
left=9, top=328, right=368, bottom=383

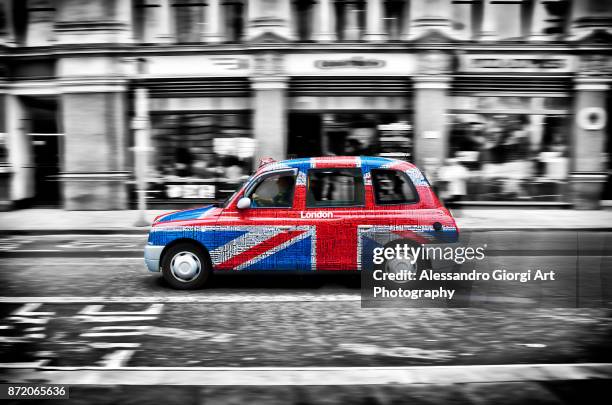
left=382, top=241, right=431, bottom=283
left=161, top=242, right=212, bottom=290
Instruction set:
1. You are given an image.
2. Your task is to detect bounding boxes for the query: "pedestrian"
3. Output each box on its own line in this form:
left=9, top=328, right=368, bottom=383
left=437, top=158, right=470, bottom=216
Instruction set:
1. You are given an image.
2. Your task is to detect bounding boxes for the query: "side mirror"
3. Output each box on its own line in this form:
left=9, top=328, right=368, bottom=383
left=236, top=197, right=251, bottom=210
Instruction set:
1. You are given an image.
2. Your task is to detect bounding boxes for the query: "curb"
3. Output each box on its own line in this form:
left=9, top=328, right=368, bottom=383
left=3, top=363, right=612, bottom=386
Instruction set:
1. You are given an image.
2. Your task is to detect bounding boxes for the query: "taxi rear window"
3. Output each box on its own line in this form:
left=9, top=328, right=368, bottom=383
left=306, top=168, right=365, bottom=207
left=371, top=169, right=419, bottom=205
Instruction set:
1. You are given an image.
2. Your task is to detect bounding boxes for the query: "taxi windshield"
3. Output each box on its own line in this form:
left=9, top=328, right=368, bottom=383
left=221, top=178, right=250, bottom=208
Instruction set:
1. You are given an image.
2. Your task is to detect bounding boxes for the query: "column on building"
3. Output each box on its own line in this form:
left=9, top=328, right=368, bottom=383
left=570, top=76, right=610, bottom=209
left=26, top=0, right=56, bottom=46
left=55, top=0, right=136, bottom=44
left=247, top=0, right=292, bottom=41
left=58, top=57, right=129, bottom=210
left=529, top=0, right=549, bottom=41
left=412, top=51, right=452, bottom=178
left=0, top=0, right=15, bottom=45
left=115, top=0, right=134, bottom=43
left=203, top=0, right=222, bottom=42
left=314, top=0, right=336, bottom=41
left=409, top=0, right=452, bottom=39
left=156, top=0, right=175, bottom=42
left=364, top=0, right=385, bottom=42
left=478, top=0, right=497, bottom=41
left=400, top=0, right=412, bottom=41
left=250, top=52, right=288, bottom=166
left=530, top=0, right=572, bottom=41
left=3, top=94, right=34, bottom=206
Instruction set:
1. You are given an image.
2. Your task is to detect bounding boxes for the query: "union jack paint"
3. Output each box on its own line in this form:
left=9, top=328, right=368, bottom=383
left=145, top=156, right=458, bottom=272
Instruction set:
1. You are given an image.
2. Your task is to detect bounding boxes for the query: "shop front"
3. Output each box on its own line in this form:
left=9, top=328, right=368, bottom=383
left=145, top=112, right=254, bottom=207
left=288, top=112, right=413, bottom=160
left=448, top=95, right=571, bottom=202
left=445, top=54, right=576, bottom=203
left=286, top=52, right=415, bottom=162
left=133, top=54, right=255, bottom=208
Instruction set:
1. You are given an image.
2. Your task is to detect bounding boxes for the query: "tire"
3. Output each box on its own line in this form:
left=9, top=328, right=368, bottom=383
left=161, top=242, right=212, bottom=290
left=381, top=241, right=431, bottom=286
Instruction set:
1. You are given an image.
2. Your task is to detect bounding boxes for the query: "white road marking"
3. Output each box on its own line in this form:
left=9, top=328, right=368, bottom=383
left=79, top=304, right=164, bottom=316
left=80, top=332, right=148, bottom=337
left=517, top=343, right=547, bottom=348
left=1, top=363, right=611, bottom=385
left=98, top=350, right=136, bottom=368
left=12, top=303, right=55, bottom=316
left=76, top=316, right=158, bottom=323
left=89, top=343, right=141, bottom=349
left=6, top=249, right=61, bottom=252
left=147, top=326, right=234, bottom=343
left=0, top=360, right=49, bottom=368
left=24, top=327, right=45, bottom=332
left=0, top=295, right=361, bottom=303
left=80, top=326, right=150, bottom=338
left=6, top=316, right=50, bottom=324
left=23, top=333, right=46, bottom=339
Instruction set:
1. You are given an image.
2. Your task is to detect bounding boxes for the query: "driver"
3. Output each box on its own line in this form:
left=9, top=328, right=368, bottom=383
left=252, top=175, right=295, bottom=207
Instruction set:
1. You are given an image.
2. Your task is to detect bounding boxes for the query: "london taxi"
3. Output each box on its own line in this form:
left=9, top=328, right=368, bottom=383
left=144, top=156, right=459, bottom=289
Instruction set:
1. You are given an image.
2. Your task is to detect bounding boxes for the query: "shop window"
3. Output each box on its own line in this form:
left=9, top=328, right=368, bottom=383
left=12, top=0, right=28, bottom=44
left=173, top=0, right=205, bottom=43
left=540, top=0, right=570, bottom=37
left=371, top=169, right=418, bottom=205
left=307, top=168, right=365, bottom=207
left=288, top=113, right=413, bottom=160
left=134, top=0, right=160, bottom=43
left=490, top=0, right=530, bottom=40
left=384, top=0, right=406, bottom=41
left=293, top=0, right=315, bottom=41
left=335, top=1, right=366, bottom=41
left=16, top=0, right=55, bottom=46
left=447, top=101, right=570, bottom=202
left=247, top=171, right=297, bottom=208
left=222, top=1, right=244, bottom=42
left=451, top=0, right=482, bottom=40
left=326, top=113, right=412, bottom=159
left=149, top=113, right=253, bottom=204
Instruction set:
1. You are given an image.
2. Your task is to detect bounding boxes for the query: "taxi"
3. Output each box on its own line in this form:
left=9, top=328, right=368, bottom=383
left=144, top=156, right=459, bottom=289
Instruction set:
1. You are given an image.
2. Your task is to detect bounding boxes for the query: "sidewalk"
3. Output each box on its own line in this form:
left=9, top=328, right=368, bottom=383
left=1, top=208, right=611, bottom=233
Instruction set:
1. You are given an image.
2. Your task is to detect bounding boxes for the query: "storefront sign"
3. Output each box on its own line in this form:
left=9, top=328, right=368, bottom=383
left=286, top=53, right=416, bottom=76
left=459, top=55, right=575, bottom=73
left=145, top=55, right=251, bottom=77
left=166, top=184, right=216, bottom=199
left=315, top=57, right=386, bottom=69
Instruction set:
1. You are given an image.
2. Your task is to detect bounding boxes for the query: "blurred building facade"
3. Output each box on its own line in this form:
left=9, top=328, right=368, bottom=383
left=0, top=0, right=611, bottom=210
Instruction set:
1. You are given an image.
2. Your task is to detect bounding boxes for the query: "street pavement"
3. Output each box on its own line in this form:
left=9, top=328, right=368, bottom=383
left=0, top=229, right=611, bottom=404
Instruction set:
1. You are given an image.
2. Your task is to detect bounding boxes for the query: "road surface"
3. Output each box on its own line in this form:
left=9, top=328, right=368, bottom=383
left=0, top=230, right=610, bottom=404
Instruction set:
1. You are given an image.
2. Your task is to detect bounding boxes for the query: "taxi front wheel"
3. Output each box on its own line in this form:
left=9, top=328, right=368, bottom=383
left=161, top=242, right=212, bottom=290
left=382, top=241, right=431, bottom=284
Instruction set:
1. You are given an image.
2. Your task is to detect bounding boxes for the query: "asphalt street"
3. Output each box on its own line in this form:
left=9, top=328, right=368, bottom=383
left=0, top=230, right=611, bottom=404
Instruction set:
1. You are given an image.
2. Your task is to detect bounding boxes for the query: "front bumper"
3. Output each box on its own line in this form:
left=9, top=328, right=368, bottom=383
left=144, top=245, right=165, bottom=272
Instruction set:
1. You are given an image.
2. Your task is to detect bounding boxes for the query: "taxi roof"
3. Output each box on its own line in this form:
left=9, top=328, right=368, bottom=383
left=256, top=156, right=417, bottom=174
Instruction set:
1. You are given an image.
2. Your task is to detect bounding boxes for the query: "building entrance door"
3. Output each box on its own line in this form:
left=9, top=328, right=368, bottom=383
left=30, top=134, right=61, bottom=207
left=288, top=113, right=323, bottom=158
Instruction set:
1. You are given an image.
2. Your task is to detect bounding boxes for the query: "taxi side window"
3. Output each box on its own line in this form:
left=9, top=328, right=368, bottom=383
left=247, top=172, right=296, bottom=208
left=371, top=169, right=418, bottom=205
left=306, top=168, right=365, bottom=207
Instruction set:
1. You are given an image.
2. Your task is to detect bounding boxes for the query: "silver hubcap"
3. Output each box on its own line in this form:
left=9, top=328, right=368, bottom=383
left=384, top=255, right=418, bottom=284
left=170, top=251, right=201, bottom=282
